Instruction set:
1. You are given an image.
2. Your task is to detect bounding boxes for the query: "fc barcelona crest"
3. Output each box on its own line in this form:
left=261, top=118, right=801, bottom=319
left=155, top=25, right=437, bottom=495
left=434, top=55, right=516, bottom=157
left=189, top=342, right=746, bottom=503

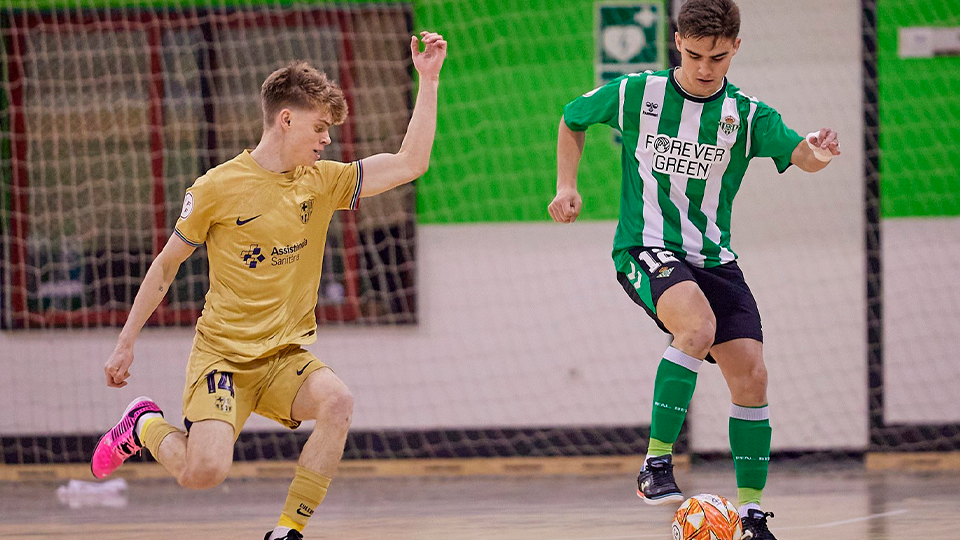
left=720, top=115, right=740, bottom=135
left=299, top=198, right=314, bottom=224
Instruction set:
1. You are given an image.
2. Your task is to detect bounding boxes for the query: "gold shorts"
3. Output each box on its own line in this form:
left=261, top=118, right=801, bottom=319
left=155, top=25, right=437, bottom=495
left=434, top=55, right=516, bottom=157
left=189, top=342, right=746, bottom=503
left=182, top=344, right=328, bottom=438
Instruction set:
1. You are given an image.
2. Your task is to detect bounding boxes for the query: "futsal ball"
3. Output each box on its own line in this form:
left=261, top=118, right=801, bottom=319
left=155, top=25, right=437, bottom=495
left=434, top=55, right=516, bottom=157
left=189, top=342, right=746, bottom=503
left=671, top=493, right=742, bottom=540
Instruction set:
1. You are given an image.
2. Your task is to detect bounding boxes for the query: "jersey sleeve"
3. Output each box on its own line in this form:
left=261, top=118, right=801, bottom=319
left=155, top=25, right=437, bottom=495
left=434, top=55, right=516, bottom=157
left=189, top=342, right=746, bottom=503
left=174, top=174, right=219, bottom=247
left=315, top=160, right=362, bottom=211
left=749, top=101, right=804, bottom=173
left=562, top=76, right=627, bottom=132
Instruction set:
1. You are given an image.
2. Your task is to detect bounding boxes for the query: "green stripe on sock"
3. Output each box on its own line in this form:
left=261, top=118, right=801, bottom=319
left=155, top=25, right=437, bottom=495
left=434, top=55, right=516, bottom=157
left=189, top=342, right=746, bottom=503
left=737, top=487, right=763, bottom=507
left=646, top=438, right=674, bottom=457
left=649, top=358, right=698, bottom=445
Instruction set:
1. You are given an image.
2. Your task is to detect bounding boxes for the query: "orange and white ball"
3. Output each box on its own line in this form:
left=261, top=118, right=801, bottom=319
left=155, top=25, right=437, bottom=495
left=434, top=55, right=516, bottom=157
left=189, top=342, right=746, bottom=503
left=671, top=493, right=742, bottom=540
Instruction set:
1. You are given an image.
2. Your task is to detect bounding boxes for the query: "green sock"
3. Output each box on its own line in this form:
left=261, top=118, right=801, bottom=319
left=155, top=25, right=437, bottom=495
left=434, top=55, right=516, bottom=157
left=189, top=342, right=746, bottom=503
left=648, top=347, right=701, bottom=455
left=729, top=403, right=771, bottom=507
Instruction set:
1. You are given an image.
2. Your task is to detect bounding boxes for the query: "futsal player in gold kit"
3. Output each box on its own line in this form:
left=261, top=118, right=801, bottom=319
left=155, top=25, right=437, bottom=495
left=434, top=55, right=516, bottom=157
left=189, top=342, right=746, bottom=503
left=92, top=31, right=447, bottom=540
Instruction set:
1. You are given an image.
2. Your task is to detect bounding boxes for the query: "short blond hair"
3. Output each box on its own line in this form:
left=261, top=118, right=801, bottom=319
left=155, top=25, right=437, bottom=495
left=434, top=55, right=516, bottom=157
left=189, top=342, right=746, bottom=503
left=260, top=60, right=348, bottom=126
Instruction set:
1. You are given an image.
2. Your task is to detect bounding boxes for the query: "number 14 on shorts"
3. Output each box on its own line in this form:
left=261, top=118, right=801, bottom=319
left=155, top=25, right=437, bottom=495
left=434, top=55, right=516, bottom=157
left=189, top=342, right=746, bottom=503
left=206, top=371, right=235, bottom=398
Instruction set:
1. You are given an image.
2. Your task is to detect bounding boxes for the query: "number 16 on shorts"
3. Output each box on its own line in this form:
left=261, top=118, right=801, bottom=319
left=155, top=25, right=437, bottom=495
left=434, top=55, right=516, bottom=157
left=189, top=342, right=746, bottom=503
left=629, top=248, right=680, bottom=285
left=617, top=247, right=691, bottom=320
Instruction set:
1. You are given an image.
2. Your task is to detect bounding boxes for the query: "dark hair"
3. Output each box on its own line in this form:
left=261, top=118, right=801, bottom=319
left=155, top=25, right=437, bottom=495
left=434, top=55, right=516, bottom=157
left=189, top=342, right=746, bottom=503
left=260, top=60, right=348, bottom=127
left=677, top=0, right=741, bottom=41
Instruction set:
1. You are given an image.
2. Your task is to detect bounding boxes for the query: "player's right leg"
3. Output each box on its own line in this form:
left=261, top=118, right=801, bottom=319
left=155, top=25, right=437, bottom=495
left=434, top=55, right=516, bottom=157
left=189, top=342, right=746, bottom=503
left=616, top=247, right=715, bottom=505
left=91, top=398, right=237, bottom=488
left=91, top=396, right=164, bottom=479
left=140, top=375, right=243, bottom=489
left=167, top=360, right=256, bottom=489
left=161, top=419, right=235, bottom=489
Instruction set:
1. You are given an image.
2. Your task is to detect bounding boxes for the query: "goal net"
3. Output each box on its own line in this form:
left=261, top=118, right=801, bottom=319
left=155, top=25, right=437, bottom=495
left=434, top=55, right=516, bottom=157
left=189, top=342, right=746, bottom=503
left=1, top=0, right=957, bottom=471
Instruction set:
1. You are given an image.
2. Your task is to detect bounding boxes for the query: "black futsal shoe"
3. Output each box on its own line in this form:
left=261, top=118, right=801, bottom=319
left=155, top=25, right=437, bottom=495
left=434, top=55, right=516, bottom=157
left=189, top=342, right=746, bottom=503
left=263, top=530, right=304, bottom=540
left=635, top=454, right=684, bottom=505
left=741, top=509, right=777, bottom=540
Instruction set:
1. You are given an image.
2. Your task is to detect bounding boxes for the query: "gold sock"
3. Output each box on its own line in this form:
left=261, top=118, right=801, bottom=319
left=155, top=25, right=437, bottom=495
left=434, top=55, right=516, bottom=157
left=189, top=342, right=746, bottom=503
left=278, top=466, right=331, bottom=531
left=139, top=417, right=180, bottom=457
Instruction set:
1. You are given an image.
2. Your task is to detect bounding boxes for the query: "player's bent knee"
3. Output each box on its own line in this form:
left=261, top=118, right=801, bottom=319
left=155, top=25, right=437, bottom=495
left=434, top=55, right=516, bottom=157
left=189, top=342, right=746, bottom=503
left=675, top=320, right=716, bottom=358
left=732, top=366, right=768, bottom=406
left=316, top=386, right=354, bottom=431
left=749, top=364, right=768, bottom=392
left=177, top=449, right=233, bottom=489
left=294, top=370, right=355, bottom=428
left=178, top=456, right=231, bottom=490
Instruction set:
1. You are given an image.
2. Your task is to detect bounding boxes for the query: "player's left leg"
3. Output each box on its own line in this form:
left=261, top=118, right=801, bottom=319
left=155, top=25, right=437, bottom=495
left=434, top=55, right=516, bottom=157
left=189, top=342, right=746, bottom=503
left=91, top=396, right=165, bottom=479
left=255, top=349, right=353, bottom=540
left=694, top=261, right=777, bottom=539
left=710, top=338, right=776, bottom=539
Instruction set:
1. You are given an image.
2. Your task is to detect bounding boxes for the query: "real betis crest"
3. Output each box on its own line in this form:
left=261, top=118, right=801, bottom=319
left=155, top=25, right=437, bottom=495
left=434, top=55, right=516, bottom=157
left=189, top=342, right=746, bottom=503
left=720, top=115, right=740, bottom=135
left=299, top=198, right=314, bottom=224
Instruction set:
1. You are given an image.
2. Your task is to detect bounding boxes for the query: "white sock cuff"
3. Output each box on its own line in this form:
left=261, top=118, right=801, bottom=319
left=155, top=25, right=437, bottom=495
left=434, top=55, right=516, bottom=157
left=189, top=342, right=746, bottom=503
left=663, top=346, right=703, bottom=373
left=730, top=403, right=770, bottom=421
left=739, top=502, right=762, bottom=518
left=135, top=412, right=162, bottom=438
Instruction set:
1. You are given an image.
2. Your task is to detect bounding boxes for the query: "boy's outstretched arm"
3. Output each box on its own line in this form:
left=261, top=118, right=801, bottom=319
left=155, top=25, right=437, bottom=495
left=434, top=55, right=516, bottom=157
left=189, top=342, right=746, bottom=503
left=359, top=31, right=447, bottom=197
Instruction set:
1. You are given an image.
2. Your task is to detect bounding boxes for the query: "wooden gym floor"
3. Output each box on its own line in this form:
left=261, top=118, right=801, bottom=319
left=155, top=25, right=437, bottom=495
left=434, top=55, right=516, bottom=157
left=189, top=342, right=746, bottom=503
left=2, top=461, right=958, bottom=539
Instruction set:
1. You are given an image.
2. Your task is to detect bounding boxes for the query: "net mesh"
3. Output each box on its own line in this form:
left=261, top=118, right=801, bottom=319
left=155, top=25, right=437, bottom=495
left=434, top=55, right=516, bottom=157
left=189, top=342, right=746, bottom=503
left=2, top=4, right=416, bottom=330
left=1, top=0, right=958, bottom=469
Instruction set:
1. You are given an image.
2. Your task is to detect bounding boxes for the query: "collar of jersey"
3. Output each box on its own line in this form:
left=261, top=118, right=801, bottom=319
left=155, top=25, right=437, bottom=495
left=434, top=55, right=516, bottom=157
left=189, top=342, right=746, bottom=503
left=668, top=68, right=727, bottom=104
left=240, top=149, right=304, bottom=182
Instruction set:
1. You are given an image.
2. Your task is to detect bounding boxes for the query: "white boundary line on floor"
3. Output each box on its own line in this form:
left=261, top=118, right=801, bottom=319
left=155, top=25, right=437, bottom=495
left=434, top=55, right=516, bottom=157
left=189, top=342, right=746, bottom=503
left=545, top=508, right=910, bottom=540
left=777, top=508, right=908, bottom=530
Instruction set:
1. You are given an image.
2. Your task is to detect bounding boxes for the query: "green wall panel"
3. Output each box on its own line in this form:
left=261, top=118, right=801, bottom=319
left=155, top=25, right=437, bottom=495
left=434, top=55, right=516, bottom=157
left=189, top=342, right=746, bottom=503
left=415, top=0, right=622, bottom=223
left=878, top=0, right=960, bottom=218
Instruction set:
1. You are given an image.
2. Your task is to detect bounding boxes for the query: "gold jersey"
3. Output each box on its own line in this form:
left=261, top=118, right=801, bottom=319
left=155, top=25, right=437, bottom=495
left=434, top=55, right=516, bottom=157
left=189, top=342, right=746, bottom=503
left=174, top=150, right=361, bottom=377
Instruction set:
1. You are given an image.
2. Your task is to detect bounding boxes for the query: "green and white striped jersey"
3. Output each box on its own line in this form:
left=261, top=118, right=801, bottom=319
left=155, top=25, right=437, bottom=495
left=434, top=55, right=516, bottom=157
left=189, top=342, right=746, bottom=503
left=563, top=68, right=803, bottom=269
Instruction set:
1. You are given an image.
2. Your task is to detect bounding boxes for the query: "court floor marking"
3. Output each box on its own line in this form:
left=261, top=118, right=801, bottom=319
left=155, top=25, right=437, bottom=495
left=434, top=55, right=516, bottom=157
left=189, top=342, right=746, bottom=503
left=777, top=508, right=908, bottom=530
left=545, top=509, right=910, bottom=540
left=547, top=535, right=664, bottom=540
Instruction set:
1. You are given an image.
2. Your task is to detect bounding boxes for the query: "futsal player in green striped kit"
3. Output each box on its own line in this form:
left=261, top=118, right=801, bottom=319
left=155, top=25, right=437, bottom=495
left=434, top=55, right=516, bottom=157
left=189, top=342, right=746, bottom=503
left=548, top=1, right=839, bottom=538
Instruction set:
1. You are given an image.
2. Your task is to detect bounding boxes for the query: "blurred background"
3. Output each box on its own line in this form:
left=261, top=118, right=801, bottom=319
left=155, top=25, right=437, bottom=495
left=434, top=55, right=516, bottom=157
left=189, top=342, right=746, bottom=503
left=0, top=0, right=958, bottom=537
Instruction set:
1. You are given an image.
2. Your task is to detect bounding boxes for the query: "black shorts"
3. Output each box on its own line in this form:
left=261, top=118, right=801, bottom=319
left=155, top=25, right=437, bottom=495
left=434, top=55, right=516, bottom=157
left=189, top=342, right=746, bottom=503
left=615, top=247, right=763, bottom=350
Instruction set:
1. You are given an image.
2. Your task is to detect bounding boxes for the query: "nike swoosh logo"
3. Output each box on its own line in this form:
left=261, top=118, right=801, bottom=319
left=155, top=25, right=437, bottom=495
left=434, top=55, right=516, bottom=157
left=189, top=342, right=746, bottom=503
left=296, top=508, right=312, bottom=517
left=296, top=361, right=314, bottom=376
left=236, top=214, right=262, bottom=226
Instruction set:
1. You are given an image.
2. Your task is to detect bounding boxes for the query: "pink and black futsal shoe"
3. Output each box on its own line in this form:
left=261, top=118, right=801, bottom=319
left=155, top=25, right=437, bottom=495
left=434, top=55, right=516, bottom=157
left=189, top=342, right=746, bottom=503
left=90, top=396, right=162, bottom=479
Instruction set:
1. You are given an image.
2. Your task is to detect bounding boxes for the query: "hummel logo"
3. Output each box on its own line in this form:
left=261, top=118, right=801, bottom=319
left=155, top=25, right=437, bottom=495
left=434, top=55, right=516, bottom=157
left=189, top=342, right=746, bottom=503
left=296, top=361, right=314, bottom=376
left=236, top=214, right=262, bottom=226
left=642, top=101, right=660, bottom=117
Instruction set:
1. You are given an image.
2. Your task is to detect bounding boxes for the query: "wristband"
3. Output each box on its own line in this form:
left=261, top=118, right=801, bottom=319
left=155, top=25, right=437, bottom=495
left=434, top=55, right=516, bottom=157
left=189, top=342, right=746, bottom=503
left=806, top=132, right=834, bottom=162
